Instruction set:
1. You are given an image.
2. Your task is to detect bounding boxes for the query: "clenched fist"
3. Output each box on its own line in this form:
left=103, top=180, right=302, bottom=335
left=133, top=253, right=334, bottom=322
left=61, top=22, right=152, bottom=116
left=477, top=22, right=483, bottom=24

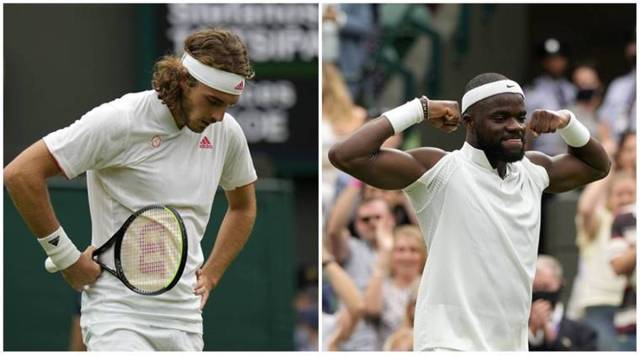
left=527, top=109, right=571, bottom=137
left=421, top=96, right=461, bottom=133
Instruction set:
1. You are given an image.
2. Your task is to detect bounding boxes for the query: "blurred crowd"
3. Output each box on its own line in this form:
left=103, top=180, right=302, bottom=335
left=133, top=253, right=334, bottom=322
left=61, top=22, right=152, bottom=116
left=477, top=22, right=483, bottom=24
left=322, top=3, right=635, bottom=351
left=525, top=33, right=636, bottom=352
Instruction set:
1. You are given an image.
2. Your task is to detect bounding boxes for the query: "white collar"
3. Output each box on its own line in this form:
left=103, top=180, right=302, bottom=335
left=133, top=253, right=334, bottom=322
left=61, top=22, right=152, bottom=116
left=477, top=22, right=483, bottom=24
left=460, top=141, right=519, bottom=178
left=460, top=141, right=494, bottom=170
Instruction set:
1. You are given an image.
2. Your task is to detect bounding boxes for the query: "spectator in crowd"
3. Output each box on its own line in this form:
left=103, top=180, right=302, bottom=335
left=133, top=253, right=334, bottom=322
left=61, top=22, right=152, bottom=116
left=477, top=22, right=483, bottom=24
left=568, top=63, right=605, bottom=138
left=322, top=5, right=342, bottom=64
left=608, top=173, right=636, bottom=351
left=325, top=196, right=396, bottom=350
left=363, top=225, right=426, bottom=349
left=525, top=38, right=577, bottom=156
left=568, top=171, right=634, bottom=350
left=322, top=246, right=365, bottom=351
left=598, top=37, right=636, bottom=143
left=362, top=185, right=418, bottom=226
left=336, top=4, right=376, bottom=100
left=614, top=131, right=636, bottom=178
left=525, top=38, right=579, bottom=253
left=322, top=63, right=367, bottom=213
left=383, top=283, right=419, bottom=351
left=529, top=255, right=597, bottom=351
left=322, top=3, right=376, bottom=99
left=327, top=196, right=396, bottom=289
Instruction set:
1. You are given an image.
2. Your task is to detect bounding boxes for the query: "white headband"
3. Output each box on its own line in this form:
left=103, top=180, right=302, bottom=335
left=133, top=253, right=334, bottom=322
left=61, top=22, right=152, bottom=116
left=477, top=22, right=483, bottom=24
left=181, top=52, right=245, bottom=95
left=461, top=79, right=525, bottom=113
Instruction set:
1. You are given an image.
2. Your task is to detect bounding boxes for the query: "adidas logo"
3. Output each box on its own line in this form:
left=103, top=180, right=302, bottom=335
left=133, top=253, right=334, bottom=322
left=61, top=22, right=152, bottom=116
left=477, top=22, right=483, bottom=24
left=234, top=81, right=244, bottom=91
left=48, top=236, right=60, bottom=247
left=199, top=136, right=213, bottom=149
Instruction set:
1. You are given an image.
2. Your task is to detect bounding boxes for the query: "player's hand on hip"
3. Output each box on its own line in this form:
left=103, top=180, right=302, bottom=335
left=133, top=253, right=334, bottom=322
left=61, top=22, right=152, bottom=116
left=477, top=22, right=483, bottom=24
left=527, top=109, right=571, bottom=137
left=423, top=98, right=461, bottom=133
left=61, top=245, right=101, bottom=291
left=195, top=268, right=217, bottom=310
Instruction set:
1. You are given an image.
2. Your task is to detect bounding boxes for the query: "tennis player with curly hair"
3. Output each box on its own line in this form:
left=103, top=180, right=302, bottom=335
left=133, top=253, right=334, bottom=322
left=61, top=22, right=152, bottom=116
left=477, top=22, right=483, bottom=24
left=5, top=28, right=257, bottom=351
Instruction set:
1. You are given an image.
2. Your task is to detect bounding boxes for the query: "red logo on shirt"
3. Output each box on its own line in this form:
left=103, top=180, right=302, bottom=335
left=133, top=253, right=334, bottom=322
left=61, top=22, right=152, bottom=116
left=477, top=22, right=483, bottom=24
left=199, top=136, right=213, bottom=149
left=234, top=81, right=244, bottom=91
left=151, top=135, right=162, bottom=148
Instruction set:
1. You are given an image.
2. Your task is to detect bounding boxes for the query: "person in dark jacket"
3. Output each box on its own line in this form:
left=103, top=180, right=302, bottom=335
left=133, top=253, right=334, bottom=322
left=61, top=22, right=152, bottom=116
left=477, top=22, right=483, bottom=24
left=529, top=255, right=598, bottom=351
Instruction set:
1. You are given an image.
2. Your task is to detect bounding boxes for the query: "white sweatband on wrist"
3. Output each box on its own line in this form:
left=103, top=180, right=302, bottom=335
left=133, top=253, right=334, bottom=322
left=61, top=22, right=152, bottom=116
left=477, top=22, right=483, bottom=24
left=181, top=52, right=245, bottom=95
left=383, top=98, right=424, bottom=133
left=37, top=226, right=81, bottom=270
left=558, top=110, right=590, bottom=147
left=461, top=79, right=525, bottom=114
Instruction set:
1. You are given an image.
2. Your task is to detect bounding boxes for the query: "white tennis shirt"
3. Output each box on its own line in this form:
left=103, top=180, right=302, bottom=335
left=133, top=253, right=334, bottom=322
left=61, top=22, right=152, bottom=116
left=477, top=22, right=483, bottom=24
left=404, top=142, right=549, bottom=351
left=43, top=90, right=257, bottom=334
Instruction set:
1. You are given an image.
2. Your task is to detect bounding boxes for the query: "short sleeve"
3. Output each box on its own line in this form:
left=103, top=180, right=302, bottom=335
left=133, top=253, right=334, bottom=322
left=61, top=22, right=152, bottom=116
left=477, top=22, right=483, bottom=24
left=219, top=117, right=257, bottom=190
left=403, top=153, right=455, bottom=213
left=42, top=102, right=130, bottom=179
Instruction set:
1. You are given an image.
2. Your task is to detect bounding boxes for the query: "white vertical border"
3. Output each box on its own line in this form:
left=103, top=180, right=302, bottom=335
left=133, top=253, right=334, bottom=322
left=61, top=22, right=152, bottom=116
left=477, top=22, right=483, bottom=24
left=316, top=2, right=325, bottom=351
left=0, top=1, right=4, bottom=351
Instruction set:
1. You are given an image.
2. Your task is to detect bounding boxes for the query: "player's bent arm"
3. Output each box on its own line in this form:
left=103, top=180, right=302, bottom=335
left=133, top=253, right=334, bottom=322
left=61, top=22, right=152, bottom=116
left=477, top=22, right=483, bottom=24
left=4, top=140, right=101, bottom=289
left=526, top=138, right=610, bottom=193
left=328, top=117, right=443, bottom=190
left=526, top=110, right=610, bottom=193
left=200, top=182, right=257, bottom=288
left=4, top=140, right=63, bottom=236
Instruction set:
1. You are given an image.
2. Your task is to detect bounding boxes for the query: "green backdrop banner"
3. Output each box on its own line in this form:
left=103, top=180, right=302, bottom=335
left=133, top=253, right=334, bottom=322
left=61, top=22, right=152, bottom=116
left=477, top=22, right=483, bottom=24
left=4, top=178, right=294, bottom=351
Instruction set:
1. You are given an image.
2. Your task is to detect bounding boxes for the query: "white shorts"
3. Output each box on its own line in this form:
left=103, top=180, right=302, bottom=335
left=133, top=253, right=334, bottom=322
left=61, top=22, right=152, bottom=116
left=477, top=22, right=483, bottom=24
left=83, top=323, right=204, bottom=351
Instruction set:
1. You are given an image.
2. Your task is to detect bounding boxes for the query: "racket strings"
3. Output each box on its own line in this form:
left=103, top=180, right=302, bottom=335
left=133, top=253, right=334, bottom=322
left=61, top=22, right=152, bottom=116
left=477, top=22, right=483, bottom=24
left=120, top=208, right=184, bottom=293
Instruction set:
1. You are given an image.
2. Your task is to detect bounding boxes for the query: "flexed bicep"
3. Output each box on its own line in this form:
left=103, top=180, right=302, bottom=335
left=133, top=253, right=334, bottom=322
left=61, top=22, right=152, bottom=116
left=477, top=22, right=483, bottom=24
left=527, top=140, right=610, bottom=193
left=329, top=117, right=445, bottom=190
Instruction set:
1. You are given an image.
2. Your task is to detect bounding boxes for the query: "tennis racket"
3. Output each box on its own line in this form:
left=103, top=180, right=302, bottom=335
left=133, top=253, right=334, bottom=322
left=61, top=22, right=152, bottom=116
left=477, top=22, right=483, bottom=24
left=45, top=205, right=188, bottom=296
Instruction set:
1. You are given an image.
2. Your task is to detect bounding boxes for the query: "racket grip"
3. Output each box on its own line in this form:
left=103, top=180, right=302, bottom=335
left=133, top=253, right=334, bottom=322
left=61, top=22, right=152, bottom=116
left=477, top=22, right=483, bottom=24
left=44, top=257, right=60, bottom=273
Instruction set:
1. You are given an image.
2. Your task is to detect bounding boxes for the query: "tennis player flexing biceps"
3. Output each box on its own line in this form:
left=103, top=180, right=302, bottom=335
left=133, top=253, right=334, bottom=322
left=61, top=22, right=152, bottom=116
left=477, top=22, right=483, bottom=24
left=329, top=73, right=610, bottom=351
left=4, top=29, right=257, bottom=351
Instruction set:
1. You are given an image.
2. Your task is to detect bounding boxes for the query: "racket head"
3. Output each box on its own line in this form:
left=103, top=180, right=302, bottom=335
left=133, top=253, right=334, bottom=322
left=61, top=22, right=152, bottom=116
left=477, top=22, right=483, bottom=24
left=114, top=205, right=188, bottom=295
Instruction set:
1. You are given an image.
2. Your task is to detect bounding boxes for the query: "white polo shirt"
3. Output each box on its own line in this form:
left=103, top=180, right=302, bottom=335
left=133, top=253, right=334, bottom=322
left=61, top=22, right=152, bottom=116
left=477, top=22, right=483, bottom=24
left=43, top=90, right=257, bottom=334
left=404, top=142, right=549, bottom=351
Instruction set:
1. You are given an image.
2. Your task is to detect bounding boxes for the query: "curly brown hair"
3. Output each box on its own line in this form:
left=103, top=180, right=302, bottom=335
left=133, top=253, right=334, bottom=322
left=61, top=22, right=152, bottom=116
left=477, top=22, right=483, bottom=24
left=152, top=28, right=254, bottom=112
